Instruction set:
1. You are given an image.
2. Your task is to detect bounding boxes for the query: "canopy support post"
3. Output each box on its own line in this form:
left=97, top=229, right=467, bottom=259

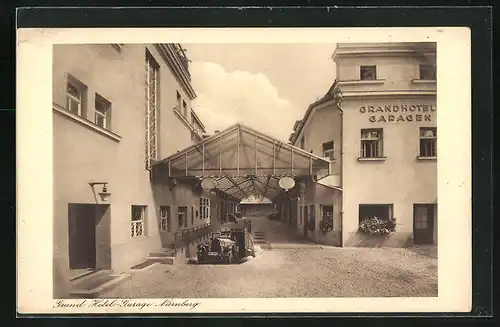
left=219, top=134, right=222, bottom=175
left=255, top=134, right=258, bottom=176
left=201, top=143, right=205, bottom=177
left=237, top=126, right=240, bottom=176
left=168, top=160, right=171, bottom=177
left=272, top=141, right=276, bottom=175
left=309, top=156, right=313, bottom=175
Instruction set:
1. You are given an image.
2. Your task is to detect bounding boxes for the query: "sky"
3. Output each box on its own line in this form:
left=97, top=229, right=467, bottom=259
left=184, top=43, right=337, bottom=142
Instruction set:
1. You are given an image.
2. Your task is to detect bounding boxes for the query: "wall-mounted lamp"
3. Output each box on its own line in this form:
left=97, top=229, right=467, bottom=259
left=89, top=181, right=111, bottom=202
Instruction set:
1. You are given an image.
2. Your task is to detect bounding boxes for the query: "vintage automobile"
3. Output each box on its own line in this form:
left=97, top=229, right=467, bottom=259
left=268, top=210, right=278, bottom=220
left=197, top=221, right=256, bottom=264
left=196, top=236, right=240, bottom=264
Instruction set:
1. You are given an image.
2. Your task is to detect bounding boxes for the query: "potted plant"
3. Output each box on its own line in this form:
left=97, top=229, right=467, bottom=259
left=358, top=216, right=396, bottom=236
left=320, top=220, right=333, bottom=235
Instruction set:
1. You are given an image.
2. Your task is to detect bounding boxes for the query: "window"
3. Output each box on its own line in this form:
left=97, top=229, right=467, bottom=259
left=145, top=52, right=159, bottom=170
left=419, top=64, right=436, bottom=80
left=111, top=44, right=124, bottom=52
left=199, top=197, right=210, bottom=219
left=322, top=141, right=335, bottom=160
left=414, top=205, right=429, bottom=229
left=300, top=136, right=305, bottom=150
left=159, top=206, right=170, bottom=232
left=309, top=205, right=316, bottom=230
left=321, top=205, right=334, bottom=229
left=178, top=206, right=187, bottom=228
left=360, top=129, right=383, bottom=158
left=321, top=205, right=333, bottom=219
left=419, top=127, right=437, bottom=158
left=66, top=77, right=87, bottom=117
left=131, top=205, right=146, bottom=238
left=176, top=91, right=182, bottom=109
left=95, top=94, right=111, bottom=129
left=360, top=65, right=377, bottom=80
left=359, top=204, right=393, bottom=223
left=182, top=100, right=188, bottom=117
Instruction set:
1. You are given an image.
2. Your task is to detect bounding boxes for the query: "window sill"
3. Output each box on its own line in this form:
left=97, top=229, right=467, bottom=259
left=173, top=106, right=199, bottom=136
left=416, top=156, right=437, bottom=161
left=357, top=157, right=387, bottom=162
left=412, top=79, right=437, bottom=84
left=53, top=103, right=122, bottom=142
left=338, top=79, right=386, bottom=86
left=111, top=44, right=124, bottom=52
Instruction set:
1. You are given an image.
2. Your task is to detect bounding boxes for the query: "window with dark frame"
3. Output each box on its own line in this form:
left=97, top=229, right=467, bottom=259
left=322, top=141, right=335, bottom=160
left=419, top=64, right=436, bottom=80
left=309, top=205, right=315, bottom=230
left=94, top=94, right=111, bottom=129
left=178, top=206, right=187, bottom=228
left=360, top=65, right=377, bottom=80
left=414, top=205, right=430, bottom=229
left=300, top=136, right=305, bottom=150
left=419, top=127, right=437, bottom=158
left=358, top=204, right=393, bottom=223
left=321, top=205, right=334, bottom=229
left=360, top=129, right=383, bottom=158
left=182, top=100, right=188, bottom=117
left=66, top=77, right=87, bottom=117
left=176, top=91, right=182, bottom=109
left=159, top=206, right=170, bottom=232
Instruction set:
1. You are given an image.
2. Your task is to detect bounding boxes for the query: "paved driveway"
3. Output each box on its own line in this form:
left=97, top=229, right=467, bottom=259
left=100, top=217, right=437, bottom=298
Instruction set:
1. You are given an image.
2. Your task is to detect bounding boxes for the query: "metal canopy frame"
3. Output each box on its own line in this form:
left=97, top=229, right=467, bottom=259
left=154, top=123, right=331, bottom=201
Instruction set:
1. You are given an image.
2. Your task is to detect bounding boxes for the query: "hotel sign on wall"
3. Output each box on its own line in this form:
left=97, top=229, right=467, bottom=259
left=360, top=104, right=436, bottom=123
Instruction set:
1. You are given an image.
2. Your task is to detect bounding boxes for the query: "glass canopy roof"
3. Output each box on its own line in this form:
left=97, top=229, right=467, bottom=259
left=153, top=124, right=331, bottom=201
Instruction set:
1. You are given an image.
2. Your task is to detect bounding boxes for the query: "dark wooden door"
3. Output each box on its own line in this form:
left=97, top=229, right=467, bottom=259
left=68, top=204, right=96, bottom=269
left=413, top=204, right=435, bottom=245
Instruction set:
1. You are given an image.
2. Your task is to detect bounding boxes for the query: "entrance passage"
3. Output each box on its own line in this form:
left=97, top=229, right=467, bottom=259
left=68, top=204, right=111, bottom=277
left=153, top=123, right=331, bottom=202
left=413, top=204, right=436, bottom=245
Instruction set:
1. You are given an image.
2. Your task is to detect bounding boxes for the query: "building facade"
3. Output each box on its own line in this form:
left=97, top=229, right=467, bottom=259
left=52, top=43, right=231, bottom=298
left=287, top=42, right=437, bottom=248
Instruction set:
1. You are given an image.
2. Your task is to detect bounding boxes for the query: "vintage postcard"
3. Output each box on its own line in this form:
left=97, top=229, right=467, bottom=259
left=17, top=27, right=471, bottom=314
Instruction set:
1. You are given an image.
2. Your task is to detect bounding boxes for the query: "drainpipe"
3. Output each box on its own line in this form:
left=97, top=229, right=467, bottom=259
left=336, top=92, right=344, bottom=247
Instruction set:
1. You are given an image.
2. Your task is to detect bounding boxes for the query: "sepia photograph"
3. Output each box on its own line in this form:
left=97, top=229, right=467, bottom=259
left=52, top=41, right=438, bottom=300
left=17, top=26, right=472, bottom=314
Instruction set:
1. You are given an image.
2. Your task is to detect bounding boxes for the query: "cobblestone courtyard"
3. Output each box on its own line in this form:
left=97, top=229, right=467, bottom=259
left=100, top=217, right=438, bottom=298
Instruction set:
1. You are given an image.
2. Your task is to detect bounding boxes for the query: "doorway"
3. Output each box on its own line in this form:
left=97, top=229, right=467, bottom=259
left=289, top=202, right=294, bottom=226
left=413, top=204, right=436, bottom=245
left=303, top=206, right=308, bottom=237
left=68, top=204, right=111, bottom=279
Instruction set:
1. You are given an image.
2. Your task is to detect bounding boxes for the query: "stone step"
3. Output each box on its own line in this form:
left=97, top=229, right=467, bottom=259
left=130, top=259, right=160, bottom=271
left=149, top=250, right=176, bottom=257
left=70, top=272, right=131, bottom=298
left=70, top=269, right=109, bottom=283
left=147, top=256, right=175, bottom=265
